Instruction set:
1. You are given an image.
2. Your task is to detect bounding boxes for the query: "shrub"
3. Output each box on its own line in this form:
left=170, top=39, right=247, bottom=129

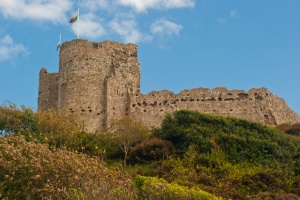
left=277, top=123, right=300, bottom=136
left=0, top=135, right=137, bottom=199
left=129, top=137, right=173, bottom=163
left=135, top=175, right=222, bottom=200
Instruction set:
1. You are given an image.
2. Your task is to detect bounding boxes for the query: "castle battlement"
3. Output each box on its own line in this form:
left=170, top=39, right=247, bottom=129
left=38, top=39, right=300, bottom=132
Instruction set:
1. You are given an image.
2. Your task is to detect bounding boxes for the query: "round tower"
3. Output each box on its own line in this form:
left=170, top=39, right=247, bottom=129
left=57, top=39, right=140, bottom=132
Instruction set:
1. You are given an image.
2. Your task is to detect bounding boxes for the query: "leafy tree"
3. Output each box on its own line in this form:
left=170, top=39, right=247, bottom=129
left=110, top=117, right=148, bottom=166
left=0, top=102, right=33, bottom=134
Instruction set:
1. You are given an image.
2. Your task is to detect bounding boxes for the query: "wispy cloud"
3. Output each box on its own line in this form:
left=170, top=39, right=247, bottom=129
left=71, top=14, right=106, bottom=39
left=151, top=19, right=183, bottom=37
left=217, top=18, right=227, bottom=24
left=217, top=9, right=238, bottom=24
left=109, top=18, right=152, bottom=43
left=116, top=0, right=195, bottom=12
left=81, top=0, right=110, bottom=11
left=230, top=10, right=238, bottom=18
left=0, top=35, right=29, bottom=62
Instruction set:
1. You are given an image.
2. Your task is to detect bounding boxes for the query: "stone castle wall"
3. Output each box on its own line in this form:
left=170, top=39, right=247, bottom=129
left=131, top=87, right=300, bottom=128
left=38, top=69, right=58, bottom=111
left=38, top=39, right=300, bottom=132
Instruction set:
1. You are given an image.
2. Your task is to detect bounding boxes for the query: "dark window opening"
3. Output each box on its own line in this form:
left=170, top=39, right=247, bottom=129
left=150, top=101, right=157, bottom=106
left=170, top=100, right=176, bottom=104
left=224, top=98, right=234, bottom=101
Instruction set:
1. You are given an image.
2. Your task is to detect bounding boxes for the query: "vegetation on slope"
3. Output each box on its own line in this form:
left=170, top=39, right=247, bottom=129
left=1, top=103, right=300, bottom=199
left=152, top=110, right=300, bottom=199
left=0, top=136, right=136, bottom=200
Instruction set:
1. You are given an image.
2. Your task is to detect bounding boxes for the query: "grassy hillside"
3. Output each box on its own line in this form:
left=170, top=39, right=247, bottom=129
left=1, top=104, right=300, bottom=199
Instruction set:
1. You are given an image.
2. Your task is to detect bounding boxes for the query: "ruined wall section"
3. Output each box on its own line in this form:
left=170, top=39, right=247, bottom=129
left=130, top=87, right=300, bottom=128
left=38, top=68, right=58, bottom=111
left=105, top=42, right=140, bottom=128
left=267, top=93, right=300, bottom=125
left=130, top=90, right=177, bottom=128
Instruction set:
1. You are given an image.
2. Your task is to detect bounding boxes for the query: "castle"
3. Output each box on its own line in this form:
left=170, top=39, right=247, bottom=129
left=38, top=39, right=300, bottom=132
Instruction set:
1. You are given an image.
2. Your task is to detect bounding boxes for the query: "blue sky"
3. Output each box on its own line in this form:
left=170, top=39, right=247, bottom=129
left=0, top=0, right=299, bottom=116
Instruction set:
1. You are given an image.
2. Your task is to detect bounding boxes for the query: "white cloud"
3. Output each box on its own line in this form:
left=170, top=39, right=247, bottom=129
left=151, top=19, right=182, bottom=36
left=109, top=18, right=152, bottom=43
left=116, top=0, right=195, bottom=12
left=71, top=14, right=106, bottom=39
left=0, top=35, right=29, bottom=62
left=0, top=0, right=72, bottom=23
left=0, top=0, right=195, bottom=44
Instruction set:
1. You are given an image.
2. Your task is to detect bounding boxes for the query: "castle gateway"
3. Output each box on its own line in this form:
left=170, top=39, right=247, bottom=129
left=38, top=39, right=300, bottom=132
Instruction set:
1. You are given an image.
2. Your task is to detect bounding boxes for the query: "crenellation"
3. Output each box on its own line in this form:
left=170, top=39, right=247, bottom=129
left=38, top=39, right=300, bottom=132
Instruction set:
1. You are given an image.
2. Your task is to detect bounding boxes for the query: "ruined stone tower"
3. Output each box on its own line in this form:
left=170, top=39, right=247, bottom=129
left=38, top=39, right=140, bottom=132
left=38, top=39, right=300, bottom=132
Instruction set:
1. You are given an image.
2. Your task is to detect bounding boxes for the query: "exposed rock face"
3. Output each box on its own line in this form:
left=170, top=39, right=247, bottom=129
left=38, top=39, right=300, bottom=132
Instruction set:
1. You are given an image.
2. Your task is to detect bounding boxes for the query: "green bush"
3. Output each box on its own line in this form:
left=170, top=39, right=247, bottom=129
left=135, top=175, right=222, bottom=200
left=128, top=137, right=173, bottom=163
left=154, top=110, right=298, bottom=166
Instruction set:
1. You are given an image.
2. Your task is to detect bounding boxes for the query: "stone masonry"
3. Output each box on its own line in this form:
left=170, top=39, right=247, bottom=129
left=38, top=39, right=300, bottom=132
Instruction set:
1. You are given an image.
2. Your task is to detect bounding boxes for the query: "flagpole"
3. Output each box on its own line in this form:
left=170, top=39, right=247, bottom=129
left=77, top=8, right=80, bottom=39
left=60, top=33, right=61, bottom=44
